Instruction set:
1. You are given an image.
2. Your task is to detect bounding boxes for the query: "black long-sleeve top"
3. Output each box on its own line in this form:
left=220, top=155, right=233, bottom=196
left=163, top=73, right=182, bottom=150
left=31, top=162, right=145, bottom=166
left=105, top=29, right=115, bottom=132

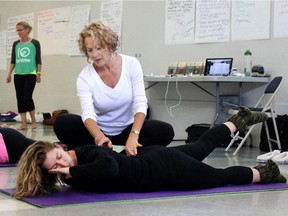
left=65, top=145, right=169, bottom=192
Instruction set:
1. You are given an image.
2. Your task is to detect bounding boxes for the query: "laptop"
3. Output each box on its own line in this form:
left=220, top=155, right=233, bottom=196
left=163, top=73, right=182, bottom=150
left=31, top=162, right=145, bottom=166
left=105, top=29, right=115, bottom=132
left=204, top=58, right=233, bottom=76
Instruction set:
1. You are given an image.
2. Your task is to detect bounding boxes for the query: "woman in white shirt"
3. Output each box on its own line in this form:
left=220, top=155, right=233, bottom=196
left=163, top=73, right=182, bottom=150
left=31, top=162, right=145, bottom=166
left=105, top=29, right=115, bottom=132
left=54, top=21, right=174, bottom=156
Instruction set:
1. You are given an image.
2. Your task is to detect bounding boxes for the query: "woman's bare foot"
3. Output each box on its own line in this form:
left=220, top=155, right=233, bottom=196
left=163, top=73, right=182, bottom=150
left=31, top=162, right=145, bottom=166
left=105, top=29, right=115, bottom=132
left=31, top=123, right=37, bottom=129
left=17, top=125, right=27, bottom=130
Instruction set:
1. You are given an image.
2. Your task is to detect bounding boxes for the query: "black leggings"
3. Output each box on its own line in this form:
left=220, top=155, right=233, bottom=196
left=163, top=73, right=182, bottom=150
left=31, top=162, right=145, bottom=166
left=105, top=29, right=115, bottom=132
left=53, top=114, right=175, bottom=149
left=0, top=128, right=35, bottom=163
left=14, top=74, right=36, bottom=113
left=138, top=124, right=253, bottom=190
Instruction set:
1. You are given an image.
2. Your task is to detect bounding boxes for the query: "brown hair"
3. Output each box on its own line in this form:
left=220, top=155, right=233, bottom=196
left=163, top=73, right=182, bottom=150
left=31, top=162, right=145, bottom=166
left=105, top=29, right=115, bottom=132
left=78, top=21, right=119, bottom=61
left=13, top=141, right=64, bottom=198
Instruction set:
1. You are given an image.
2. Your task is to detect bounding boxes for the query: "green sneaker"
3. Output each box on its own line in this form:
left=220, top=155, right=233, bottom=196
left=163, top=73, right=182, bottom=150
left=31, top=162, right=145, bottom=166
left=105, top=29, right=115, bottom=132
left=229, top=106, right=268, bottom=134
left=254, top=160, right=287, bottom=184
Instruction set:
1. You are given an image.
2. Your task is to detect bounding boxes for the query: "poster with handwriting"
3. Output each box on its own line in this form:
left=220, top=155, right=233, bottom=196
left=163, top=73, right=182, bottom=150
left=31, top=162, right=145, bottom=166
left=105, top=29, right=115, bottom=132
left=0, top=30, right=7, bottom=70
left=100, top=0, right=123, bottom=50
left=69, top=5, right=90, bottom=56
left=38, top=5, right=90, bottom=56
left=52, top=7, right=71, bottom=55
left=165, top=0, right=195, bottom=45
left=37, top=7, right=70, bottom=55
left=195, top=0, right=230, bottom=43
left=231, top=0, right=270, bottom=41
left=274, top=0, right=288, bottom=38
left=37, top=9, right=54, bottom=56
left=7, top=13, right=34, bottom=58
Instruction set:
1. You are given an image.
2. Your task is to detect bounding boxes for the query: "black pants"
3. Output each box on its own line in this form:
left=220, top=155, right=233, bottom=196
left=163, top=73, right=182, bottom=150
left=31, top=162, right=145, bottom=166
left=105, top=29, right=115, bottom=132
left=53, top=114, right=175, bottom=149
left=14, top=74, right=36, bottom=113
left=0, top=128, right=35, bottom=163
left=138, top=124, right=253, bottom=191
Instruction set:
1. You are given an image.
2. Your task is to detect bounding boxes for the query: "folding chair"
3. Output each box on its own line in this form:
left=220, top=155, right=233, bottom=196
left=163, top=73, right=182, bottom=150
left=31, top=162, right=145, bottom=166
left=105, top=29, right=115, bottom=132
left=225, top=76, right=283, bottom=156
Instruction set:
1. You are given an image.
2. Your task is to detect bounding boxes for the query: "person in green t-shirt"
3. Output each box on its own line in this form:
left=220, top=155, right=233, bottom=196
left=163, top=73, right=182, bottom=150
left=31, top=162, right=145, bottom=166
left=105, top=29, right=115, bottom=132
left=6, top=21, right=42, bottom=130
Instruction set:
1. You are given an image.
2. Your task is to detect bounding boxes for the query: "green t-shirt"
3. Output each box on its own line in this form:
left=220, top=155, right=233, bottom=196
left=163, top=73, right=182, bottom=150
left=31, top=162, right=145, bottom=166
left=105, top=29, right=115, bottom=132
left=11, top=39, right=41, bottom=75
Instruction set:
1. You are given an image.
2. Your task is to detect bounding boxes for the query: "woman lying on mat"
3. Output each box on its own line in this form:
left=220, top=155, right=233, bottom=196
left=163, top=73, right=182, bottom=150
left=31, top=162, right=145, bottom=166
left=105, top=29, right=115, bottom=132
left=13, top=107, right=286, bottom=198
left=0, top=125, right=35, bottom=164
left=0, top=124, right=67, bottom=164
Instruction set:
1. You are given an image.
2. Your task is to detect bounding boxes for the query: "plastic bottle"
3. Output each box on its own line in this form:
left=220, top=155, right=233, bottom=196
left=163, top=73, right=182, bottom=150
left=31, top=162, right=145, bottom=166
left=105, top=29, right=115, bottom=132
left=244, top=50, right=252, bottom=76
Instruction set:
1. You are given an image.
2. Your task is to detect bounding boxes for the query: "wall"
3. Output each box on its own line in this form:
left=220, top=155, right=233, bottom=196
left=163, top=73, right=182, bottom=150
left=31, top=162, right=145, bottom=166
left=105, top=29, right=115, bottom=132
left=0, top=0, right=287, bottom=143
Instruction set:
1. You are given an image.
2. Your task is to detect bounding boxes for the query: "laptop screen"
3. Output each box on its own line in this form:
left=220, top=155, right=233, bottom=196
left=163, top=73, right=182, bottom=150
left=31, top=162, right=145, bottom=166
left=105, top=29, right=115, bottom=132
left=204, top=58, right=233, bottom=76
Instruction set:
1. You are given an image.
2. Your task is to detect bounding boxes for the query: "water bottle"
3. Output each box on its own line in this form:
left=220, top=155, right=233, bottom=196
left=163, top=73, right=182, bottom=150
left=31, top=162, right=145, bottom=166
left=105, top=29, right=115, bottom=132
left=244, top=50, right=252, bottom=76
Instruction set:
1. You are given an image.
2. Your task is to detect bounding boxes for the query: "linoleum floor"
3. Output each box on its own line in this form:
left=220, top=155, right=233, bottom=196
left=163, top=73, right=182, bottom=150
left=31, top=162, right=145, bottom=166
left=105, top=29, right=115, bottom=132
left=1, top=122, right=288, bottom=216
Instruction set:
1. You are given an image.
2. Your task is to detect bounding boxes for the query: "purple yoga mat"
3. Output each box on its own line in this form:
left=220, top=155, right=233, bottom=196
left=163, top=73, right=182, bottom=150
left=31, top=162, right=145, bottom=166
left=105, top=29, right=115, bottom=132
left=1, top=183, right=288, bottom=208
left=0, top=163, right=16, bottom=167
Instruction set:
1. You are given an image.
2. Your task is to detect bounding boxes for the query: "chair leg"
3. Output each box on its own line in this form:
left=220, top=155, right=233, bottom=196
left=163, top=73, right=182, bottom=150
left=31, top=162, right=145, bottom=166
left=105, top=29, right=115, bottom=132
left=225, top=125, right=255, bottom=155
left=225, top=131, right=239, bottom=152
left=264, top=121, right=273, bottom=152
left=232, top=125, right=255, bottom=156
left=267, top=112, right=282, bottom=150
left=246, top=134, right=253, bottom=147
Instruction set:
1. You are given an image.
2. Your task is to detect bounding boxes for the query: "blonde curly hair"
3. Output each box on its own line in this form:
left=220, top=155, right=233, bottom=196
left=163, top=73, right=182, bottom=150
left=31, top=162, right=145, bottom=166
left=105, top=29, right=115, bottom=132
left=78, top=21, right=119, bottom=62
left=13, top=141, right=64, bottom=198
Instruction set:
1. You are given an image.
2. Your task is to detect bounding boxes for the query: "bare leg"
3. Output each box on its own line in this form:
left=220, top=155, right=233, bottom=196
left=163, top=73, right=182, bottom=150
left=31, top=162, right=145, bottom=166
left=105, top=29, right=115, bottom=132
left=223, top=122, right=237, bottom=134
left=29, top=110, right=37, bottom=129
left=18, top=112, right=27, bottom=130
left=251, top=168, right=261, bottom=183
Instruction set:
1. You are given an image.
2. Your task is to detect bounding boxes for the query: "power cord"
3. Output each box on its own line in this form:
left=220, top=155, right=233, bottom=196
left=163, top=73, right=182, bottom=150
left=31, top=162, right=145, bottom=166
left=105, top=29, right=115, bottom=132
left=164, top=76, right=182, bottom=117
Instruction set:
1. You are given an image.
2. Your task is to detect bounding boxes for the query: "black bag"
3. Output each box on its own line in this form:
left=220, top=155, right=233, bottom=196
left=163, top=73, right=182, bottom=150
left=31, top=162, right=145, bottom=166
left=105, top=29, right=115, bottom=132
left=185, top=123, right=233, bottom=147
left=259, top=115, right=288, bottom=152
left=43, top=109, right=68, bottom=126
left=185, top=123, right=211, bottom=144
